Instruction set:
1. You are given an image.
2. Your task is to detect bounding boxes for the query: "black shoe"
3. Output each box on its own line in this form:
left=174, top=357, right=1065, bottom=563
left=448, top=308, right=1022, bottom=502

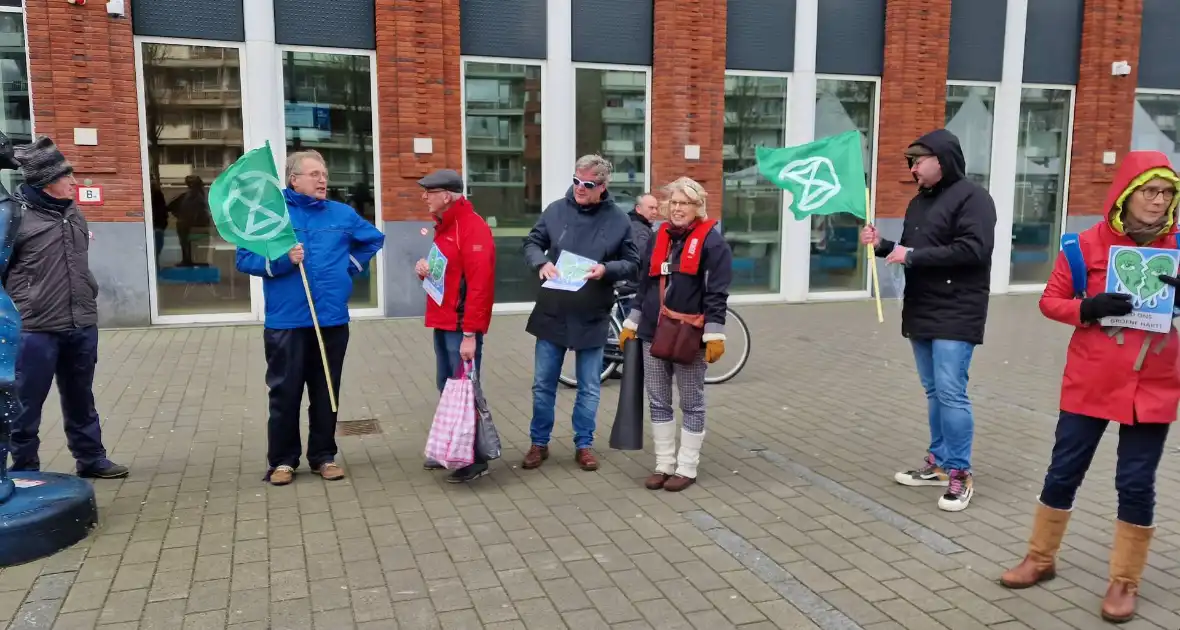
left=446, top=462, right=489, bottom=483
left=78, top=463, right=129, bottom=479
left=424, top=459, right=445, bottom=471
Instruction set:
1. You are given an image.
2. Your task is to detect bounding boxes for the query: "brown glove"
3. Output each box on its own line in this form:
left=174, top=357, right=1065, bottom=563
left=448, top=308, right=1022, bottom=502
left=704, top=339, right=725, bottom=363
left=618, top=327, right=637, bottom=350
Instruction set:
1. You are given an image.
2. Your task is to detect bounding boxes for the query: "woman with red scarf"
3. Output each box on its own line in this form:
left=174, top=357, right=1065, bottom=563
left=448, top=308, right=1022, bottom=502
left=999, top=151, right=1180, bottom=623
left=618, top=177, right=733, bottom=492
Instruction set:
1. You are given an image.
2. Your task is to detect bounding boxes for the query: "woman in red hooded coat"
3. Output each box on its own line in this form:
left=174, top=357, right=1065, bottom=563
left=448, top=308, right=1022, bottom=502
left=999, top=151, right=1180, bottom=623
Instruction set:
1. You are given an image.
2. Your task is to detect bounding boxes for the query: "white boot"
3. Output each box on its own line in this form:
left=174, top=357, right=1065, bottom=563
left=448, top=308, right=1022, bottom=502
left=651, top=421, right=677, bottom=475
left=674, top=429, right=705, bottom=479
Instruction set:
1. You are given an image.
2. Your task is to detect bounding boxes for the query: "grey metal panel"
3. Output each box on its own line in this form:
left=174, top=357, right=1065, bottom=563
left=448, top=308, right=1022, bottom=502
left=816, top=0, right=885, bottom=76
left=460, top=0, right=547, bottom=60
left=131, top=0, right=244, bottom=41
left=947, top=0, right=1006, bottom=82
left=1140, top=0, right=1180, bottom=89
left=1023, top=0, right=1083, bottom=85
left=275, top=0, right=375, bottom=50
left=571, top=0, right=652, bottom=65
left=726, top=0, right=796, bottom=72
left=0, top=1, right=20, bottom=7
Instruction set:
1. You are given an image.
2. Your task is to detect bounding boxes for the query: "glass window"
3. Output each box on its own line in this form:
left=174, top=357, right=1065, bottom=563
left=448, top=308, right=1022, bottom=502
left=1132, top=92, right=1180, bottom=165
left=0, top=11, right=28, bottom=193
left=281, top=51, right=379, bottom=308
left=945, top=84, right=996, bottom=189
left=723, top=74, right=787, bottom=293
left=1012, top=87, right=1072, bottom=285
left=143, top=43, right=249, bottom=316
left=811, top=78, right=877, bottom=292
left=462, top=61, right=543, bottom=304
left=575, top=68, right=648, bottom=208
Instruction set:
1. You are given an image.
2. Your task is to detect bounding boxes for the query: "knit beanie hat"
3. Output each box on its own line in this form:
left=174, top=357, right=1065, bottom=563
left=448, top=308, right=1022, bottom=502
left=15, top=136, right=73, bottom=189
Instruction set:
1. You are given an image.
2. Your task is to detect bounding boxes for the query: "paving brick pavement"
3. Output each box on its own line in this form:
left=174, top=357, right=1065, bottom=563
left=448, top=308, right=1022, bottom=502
left=1, top=295, right=1179, bottom=629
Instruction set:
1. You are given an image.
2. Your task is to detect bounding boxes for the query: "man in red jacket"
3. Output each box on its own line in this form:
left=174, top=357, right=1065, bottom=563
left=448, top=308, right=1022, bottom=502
left=415, top=169, right=496, bottom=482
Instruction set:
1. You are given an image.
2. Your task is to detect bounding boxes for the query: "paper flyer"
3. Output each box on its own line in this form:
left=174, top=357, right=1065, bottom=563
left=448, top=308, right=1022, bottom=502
left=542, top=250, right=598, bottom=292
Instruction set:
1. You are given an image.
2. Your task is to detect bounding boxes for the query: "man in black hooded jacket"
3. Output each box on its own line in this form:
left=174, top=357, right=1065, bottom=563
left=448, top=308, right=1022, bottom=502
left=861, top=128, right=996, bottom=513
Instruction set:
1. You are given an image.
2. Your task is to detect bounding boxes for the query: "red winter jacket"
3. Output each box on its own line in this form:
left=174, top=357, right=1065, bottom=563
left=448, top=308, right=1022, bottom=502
left=423, top=198, right=496, bottom=334
left=1040, top=151, right=1180, bottom=425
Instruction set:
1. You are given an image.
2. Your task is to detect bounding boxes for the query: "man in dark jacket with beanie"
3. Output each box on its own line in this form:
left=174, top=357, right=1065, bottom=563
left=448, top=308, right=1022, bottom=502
left=861, top=128, right=995, bottom=513
left=5, top=136, right=128, bottom=478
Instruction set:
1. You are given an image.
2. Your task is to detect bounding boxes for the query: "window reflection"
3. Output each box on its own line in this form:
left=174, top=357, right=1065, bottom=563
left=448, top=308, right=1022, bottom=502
left=143, top=43, right=250, bottom=316
left=945, top=84, right=996, bottom=189
left=281, top=51, right=379, bottom=308
left=1132, top=92, right=1180, bottom=167
left=0, top=12, right=28, bottom=194
left=463, top=62, right=543, bottom=303
left=811, top=78, right=877, bottom=292
left=1011, top=87, right=1071, bottom=285
left=575, top=68, right=648, bottom=209
left=723, top=74, right=787, bottom=293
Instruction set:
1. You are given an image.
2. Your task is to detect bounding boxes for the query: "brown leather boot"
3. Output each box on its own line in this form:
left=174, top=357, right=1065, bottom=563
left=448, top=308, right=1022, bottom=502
left=521, top=445, right=548, bottom=469
left=644, top=473, right=669, bottom=490
left=1101, top=520, right=1154, bottom=623
left=575, top=448, right=599, bottom=471
left=1000, top=503, right=1071, bottom=588
left=663, top=474, right=695, bottom=492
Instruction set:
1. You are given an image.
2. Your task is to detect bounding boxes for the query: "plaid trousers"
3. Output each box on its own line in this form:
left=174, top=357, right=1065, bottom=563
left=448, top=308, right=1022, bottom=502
left=642, top=342, right=708, bottom=433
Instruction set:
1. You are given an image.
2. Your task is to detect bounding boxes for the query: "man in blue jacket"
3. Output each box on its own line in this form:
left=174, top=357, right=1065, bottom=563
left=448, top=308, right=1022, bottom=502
left=236, top=150, right=384, bottom=486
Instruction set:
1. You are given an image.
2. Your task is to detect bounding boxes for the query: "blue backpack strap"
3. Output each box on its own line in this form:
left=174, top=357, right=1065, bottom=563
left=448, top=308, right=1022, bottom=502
left=1060, top=232, right=1087, bottom=298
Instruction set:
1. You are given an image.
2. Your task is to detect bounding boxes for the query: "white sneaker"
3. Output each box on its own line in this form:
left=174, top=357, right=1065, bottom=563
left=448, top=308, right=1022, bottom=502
left=937, top=470, right=974, bottom=512
left=893, top=453, right=950, bottom=487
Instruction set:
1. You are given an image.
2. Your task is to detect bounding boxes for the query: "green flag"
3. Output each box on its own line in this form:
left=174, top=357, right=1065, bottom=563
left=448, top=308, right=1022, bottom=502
left=755, top=130, right=868, bottom=221
left=208, top=141, right=298, bottom=261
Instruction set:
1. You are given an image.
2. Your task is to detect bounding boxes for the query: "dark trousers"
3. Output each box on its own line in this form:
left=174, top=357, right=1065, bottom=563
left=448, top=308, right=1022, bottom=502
left=264, top=325, right=349, bottom=470
left=11, top=326, right=110, bottom=473
left=433, top=329, right=486, bottom=464
left=1040, top=411, right=1170, bottom=527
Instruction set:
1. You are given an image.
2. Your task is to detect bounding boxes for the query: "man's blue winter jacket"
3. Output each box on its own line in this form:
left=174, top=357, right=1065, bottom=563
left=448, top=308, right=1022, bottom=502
left=236, top=189, right=385, bottom=330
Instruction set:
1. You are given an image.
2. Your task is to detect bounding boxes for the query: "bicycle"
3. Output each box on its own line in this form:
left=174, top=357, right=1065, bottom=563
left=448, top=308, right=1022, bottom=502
left=558, top=290, right=751, bottom=387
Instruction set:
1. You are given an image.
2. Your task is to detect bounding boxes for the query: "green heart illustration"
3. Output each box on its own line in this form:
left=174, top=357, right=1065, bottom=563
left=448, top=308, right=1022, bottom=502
left=1113, top=249, right=1147, bottom=299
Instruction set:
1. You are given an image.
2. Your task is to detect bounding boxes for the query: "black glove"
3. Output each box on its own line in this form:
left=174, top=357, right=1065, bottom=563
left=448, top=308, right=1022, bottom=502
left=1161, top=274, right=1180, bottom=289
left=1080, top=292, right=1133, bottom=323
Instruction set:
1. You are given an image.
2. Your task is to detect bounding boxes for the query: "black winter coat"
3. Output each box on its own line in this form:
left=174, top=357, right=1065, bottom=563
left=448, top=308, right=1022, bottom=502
left=523, top=187, right=640, bottom=350
left=876, top=129, right=997, bottom=345
left=630, top=222, right=733, bottom=343
left=6, top=185, right=99, bottom=332
left=617, top=210, right=653, bottom=295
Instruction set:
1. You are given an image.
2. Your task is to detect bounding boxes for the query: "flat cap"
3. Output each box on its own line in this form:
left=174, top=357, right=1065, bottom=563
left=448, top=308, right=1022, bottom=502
left=904, top=143, right=934, bottom=158
left=417, top=169, right=463, bottom=193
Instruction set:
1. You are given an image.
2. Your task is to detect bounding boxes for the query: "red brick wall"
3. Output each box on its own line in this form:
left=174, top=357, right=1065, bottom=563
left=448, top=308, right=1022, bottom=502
left=25, top=1, right=143, bottom=222
left=375, top=0, right=464, bottom=223
left=650, top=0, right=726, bottom=218
left=1067, top=0, right=1142, bottom=217
left=873, top=0, right=952, bottom=219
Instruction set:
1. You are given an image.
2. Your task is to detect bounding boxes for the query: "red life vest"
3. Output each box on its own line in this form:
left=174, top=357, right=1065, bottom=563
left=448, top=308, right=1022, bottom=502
left=648, top=219, right=718, bottom=277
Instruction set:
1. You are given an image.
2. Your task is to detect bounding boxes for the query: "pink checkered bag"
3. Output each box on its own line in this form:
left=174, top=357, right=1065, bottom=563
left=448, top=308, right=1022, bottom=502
left=424, top=362, right=476, bottom=469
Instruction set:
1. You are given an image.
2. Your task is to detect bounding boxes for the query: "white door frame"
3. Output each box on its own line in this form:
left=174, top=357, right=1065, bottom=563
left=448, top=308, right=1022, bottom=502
left=274, top=45, right=385, bottom=319
left=134, top=36, right=263, bottom=325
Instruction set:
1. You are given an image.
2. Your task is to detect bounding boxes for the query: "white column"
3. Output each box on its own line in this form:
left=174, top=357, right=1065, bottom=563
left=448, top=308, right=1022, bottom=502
left=243, top=1, right=284, bottom=168
left=543, top=0, right=576, bottom=206
left=782, top=0, right=819, bottom=302
left=988, top=0, right=1028, bottom=294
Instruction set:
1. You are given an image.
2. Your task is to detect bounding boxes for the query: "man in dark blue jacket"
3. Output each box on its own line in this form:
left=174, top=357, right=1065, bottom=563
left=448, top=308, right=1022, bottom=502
left=521, top=154, right=639, bottom=472
left=236, top=150, right=384, bottom=486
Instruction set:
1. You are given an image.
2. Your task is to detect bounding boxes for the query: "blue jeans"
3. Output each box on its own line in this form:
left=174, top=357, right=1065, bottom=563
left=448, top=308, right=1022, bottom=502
left=530, top=339, right=603, bottom=449
left=433, top=330, right=483, bottom=393
left=911, top=338, right=975, bottom=472
left=1040, top=411, right=1169, bottom=527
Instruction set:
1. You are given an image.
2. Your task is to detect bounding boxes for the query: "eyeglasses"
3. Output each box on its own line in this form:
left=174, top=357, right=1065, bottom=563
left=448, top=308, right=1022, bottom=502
left=573, top=176, right=602, bottom=190
left=668, top=200, right=700, bottom=209
left=906, top=155, right=934, bottom=169
left=1140, top=187, right=1177, bottom=202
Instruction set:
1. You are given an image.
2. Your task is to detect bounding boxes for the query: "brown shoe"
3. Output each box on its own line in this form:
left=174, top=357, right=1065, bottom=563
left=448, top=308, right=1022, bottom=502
left=1101, top=520, right=1154, bottom=623
left=269, top=465, right=294, bottom=486
left=1000, top=503, right=1071, bottom=589
left=644, top=472, right=669, bottom=490
left=575, top=448, right=599, bottom=471
left=316, top=462, right=345, bottom=481
left=663, top=474, right=695, bottom=492
left=522, top=445, right=549, bottom=469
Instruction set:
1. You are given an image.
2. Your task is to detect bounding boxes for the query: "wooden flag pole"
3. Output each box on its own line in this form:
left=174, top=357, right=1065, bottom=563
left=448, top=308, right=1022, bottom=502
left=866, top=190, right=884, bottom=324
left=298, top=261, right=338, bottom=413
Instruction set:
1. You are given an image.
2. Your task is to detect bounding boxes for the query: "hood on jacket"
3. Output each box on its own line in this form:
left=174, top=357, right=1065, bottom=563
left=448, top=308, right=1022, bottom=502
left=1102, top=150, right=1180, bottom=236
left=283, top=187, right=327, bottom=210
left=563, top=185, right=614, bottom=212
left=909, top=128, right=967, bottom=190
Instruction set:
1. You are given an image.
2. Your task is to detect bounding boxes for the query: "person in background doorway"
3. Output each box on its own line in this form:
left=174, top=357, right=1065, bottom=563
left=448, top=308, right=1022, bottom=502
left=236, top=150, right=385, bottom=486
left=151, top=182, right=167, bottom=263
left=861, top=128, right=996, bottom=513
left=616, top=191, right=659, bottom=303
left=414, top=169, right=496, bottom=483
left=167, top=175, right=210, bottom=267
left=6, top=136, right=128, bottom=479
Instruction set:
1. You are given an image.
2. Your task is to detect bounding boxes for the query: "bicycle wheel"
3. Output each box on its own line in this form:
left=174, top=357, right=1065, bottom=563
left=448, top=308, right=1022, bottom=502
left=558, top=319, right=621, bottom=388
left=705, top=308, right=750, bottom=384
